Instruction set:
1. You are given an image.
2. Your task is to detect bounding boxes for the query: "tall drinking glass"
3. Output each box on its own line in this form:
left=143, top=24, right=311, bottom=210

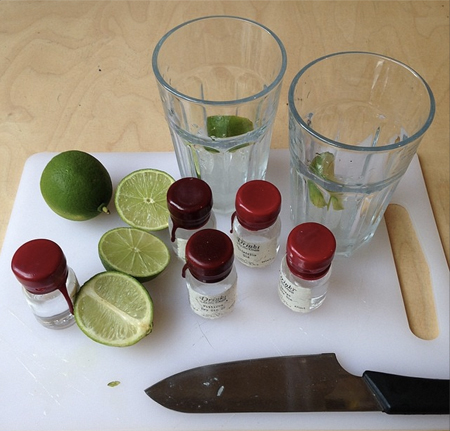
left=288, top=52, right=435, bottom=256
left=152, top=16, right=287, bottom=213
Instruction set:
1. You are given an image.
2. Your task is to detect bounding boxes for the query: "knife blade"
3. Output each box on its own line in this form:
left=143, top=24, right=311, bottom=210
left=145, top=353, right=449, bottom=414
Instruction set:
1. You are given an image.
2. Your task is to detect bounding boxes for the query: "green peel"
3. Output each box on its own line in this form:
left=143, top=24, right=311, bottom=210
left=308, top=152, right=344, bottom=211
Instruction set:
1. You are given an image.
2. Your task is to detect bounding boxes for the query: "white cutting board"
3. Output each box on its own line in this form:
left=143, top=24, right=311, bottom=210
left=0, top=150, right=448, bottom=431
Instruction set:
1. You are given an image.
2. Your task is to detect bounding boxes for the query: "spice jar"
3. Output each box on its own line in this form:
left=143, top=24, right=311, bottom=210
left=231, top=180, right=281, bottom=268
left=11, top=239, right=80, bottom=329
left=182, top=229, right=237, bottom=319
left=167, top=177, right=216, bottom=260
left=278, top=223, right=336, bottom=313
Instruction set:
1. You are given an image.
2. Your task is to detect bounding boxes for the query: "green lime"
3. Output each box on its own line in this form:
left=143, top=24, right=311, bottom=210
left=74, top=271, right=153, bottom=347
left=40, top=150, right=112, bottom=221
left=115, top=169, right=175, bottom=231
left=206, top=115, right=254, bottom=138
left=98, top=227, right=170, bottom=282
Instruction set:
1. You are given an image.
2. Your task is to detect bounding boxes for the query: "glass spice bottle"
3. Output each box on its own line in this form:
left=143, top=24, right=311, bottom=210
left=278, top=222, right=336, bottom=313
left=231, top=180, right=282, bottom=268
left=11, top=239, right=80, bottom=329
left=167, top=177, right=216, bottom=261
left=182, top=229, right=237, bottom=319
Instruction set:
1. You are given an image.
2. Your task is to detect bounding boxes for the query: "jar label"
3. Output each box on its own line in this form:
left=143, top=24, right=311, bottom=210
left=187, top=282, right=237, bottom=319
left=278, top=271, right=312, bottom=313
left=233, top=235, right=278, bottom=268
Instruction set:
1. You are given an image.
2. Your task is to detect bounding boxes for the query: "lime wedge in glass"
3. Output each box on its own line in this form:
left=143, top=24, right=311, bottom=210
left=74, top=271, right=153, bottom=347
left=115, top=169, right=175, bottom=231
left=206, top=115, right=254, bottom=138
left=98, top=227, right=170, bottom=282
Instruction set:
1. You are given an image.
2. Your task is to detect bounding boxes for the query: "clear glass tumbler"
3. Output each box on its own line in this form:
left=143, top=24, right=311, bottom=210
left=288, top=52, right=435, bottom=256
left=152, top=16, right=287, bottom=213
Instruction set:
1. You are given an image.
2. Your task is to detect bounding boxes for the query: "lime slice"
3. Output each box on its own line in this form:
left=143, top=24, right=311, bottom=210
left=74, top=271, right=153, bottom=347
left=115, top=169, right=175, bottom=231
left=206, top=115, right=254, bottom=138
left=98, top=227, right=170, bottom=282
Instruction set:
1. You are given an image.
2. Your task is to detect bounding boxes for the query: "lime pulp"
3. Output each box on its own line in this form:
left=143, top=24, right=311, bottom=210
left=98, top=227, right=170, bottom=282
left=74, top=271, right=153, bottom=347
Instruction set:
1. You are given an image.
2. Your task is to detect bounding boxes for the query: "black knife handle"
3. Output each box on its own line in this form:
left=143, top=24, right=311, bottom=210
left=363, top=371, right=449, bottom=414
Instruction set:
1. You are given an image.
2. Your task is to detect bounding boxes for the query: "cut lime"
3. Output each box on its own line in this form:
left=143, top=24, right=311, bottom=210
left=74, top=271, right=153, bottom=347
left=98, top=227, right=170, bottom=282
left=115, top=169, right=175, bottom=231
left=207, top=115, right=254, bottom=138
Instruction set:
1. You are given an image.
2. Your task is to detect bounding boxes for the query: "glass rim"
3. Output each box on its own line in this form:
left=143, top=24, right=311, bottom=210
left=152, top=15, right=287, bottom=106
left=288, top=51, right=436, bottom=152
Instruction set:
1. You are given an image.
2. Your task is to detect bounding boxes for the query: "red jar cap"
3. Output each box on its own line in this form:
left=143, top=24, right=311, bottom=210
left=182, top=229, right=234, bottom=283
left=167, top=178, right=213, bottom=229
left=234, top=180, right=281, bottom=231
left=11, top=239, right=69, bottom=294
left=286, top=223, right=336, bottom=280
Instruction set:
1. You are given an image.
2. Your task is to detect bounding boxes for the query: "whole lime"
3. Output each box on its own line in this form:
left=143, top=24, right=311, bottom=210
left=40, top=150, right=113, bottom=221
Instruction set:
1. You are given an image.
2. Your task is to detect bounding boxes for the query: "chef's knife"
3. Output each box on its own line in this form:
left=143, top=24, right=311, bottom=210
left=145, top=353, right=449, bottom=414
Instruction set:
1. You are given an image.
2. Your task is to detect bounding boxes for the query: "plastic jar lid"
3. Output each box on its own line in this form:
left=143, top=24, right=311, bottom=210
left=286, top=223, right=336, bottom=280
left=11, top=239, right=69, bottom=294
left=234, top=180, right=281, bottom=231
left=167, top=177, right=213, bottom=229
left=182, top=229, right=234, bottom=283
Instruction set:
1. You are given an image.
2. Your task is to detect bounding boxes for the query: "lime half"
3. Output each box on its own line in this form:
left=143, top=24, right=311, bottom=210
left=74, top=271, right=153, bottom=347
left=99, top=227, right=170, bottom=282
left=115, top=169, right=175, bottom=231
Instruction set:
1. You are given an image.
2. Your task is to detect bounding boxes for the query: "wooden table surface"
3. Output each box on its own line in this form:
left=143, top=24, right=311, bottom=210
left=1, top=0, right=448, bottom=267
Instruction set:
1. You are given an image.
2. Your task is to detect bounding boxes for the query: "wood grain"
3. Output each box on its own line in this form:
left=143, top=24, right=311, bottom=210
left=385, top=204, right=439, bottom=341
left=1, top=1, right=448, bottom=266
